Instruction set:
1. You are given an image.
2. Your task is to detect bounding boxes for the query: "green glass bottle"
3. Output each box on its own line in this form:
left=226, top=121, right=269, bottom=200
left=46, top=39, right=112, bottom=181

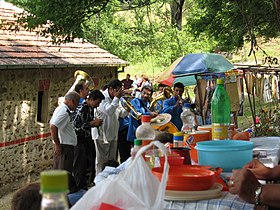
left=211, top=78, right=231, bottom=140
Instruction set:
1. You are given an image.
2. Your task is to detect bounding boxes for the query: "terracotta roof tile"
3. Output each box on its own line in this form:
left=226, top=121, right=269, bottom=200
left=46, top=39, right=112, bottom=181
left=0, top=0, right=129, bottom=69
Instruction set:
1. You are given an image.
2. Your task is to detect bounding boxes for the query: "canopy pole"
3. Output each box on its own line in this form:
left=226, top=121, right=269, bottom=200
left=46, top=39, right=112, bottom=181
left=195, top=74, right=205, bottom=125
left=242, top=70, right=257, bottom=132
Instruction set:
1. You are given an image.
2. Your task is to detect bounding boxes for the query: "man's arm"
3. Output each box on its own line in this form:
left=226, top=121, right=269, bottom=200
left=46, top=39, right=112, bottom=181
left=162, top=98, right=174, bottom=114
left=50, top=124, right=61, bottom=155
left=229, top=168, right=280, bottom=208
left=99, top=97, right=119, bottom=115
left=100, top=88, right=123, bottom=115
left=260, top=184, right=280, bottom=208
left=131, top=98, right=149, bottom=115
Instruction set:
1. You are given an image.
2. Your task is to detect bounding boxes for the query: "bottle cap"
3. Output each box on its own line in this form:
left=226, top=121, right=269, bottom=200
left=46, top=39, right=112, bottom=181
left=141, top=115, right=151, bottom=122
left=183, top=102, right=191, bottom=108
left=217, top=78, right=225, bottom=84
left=40, top=170, right=68, bottom=193
left=134, top=139, right=142, bottom=146
left=247, top=128, right=252, bottom=133
left=173, top=132, right=184, bottom=137
left=173, top=132, right=184, bottom=141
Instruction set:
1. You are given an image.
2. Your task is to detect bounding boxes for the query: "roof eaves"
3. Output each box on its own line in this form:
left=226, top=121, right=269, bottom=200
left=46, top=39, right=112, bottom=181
left=0, top=62, right=129, bottom=70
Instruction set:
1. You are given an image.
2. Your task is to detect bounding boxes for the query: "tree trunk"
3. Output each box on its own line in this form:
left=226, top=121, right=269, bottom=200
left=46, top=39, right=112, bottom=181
left=273, top=0, right=280, bottom=30
left=170, top=0, right=185, bottom=30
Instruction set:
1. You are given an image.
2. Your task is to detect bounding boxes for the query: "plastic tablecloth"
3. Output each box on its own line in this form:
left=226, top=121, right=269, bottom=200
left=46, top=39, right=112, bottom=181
left=164, top=192, right=254, bottom=210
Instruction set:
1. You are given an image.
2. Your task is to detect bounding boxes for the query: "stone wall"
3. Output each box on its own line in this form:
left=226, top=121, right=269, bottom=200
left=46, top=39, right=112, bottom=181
left=0, top=67, right=117, bottom=187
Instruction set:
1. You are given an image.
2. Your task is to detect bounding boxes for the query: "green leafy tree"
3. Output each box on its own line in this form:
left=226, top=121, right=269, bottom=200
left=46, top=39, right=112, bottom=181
left=7, top=0, right=162, bottom=44
left=7, top=0, right=216, bottom=74
left=8, top=0, right=114, bottom=43
left=187, top=0, right=280, bottom=55
left=83, top=1, right=216, bottom=67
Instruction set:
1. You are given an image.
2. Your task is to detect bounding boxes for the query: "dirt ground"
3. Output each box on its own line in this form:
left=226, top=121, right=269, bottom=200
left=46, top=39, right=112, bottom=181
left=0, top=193, right=12, bottom=209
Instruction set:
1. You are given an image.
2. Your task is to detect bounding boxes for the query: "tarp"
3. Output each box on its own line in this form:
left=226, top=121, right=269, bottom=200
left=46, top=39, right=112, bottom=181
left=172, top=53, right=235, bottom=76
left=157, top=53, right=234, bottom=87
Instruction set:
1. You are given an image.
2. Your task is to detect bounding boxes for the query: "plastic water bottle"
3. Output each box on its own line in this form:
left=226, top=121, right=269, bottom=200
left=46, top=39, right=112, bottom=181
left=180, top=102, right=195, bottom=133
left=136, top=115, right=156, bottom=168
left=40, top=170, right=69, bottom=210
left=180, top=103, right=195, bottom=145
left=211, top=78, right=231, bottom=140
left=136, top=115, right=156, bottom=146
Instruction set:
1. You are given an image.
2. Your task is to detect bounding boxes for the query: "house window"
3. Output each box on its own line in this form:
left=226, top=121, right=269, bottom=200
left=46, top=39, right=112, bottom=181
left=37, top=80, right=50, bottom=123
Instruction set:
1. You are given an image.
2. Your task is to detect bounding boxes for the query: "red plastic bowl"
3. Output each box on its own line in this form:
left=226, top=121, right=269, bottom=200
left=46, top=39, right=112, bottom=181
left=159, top=156, right=184, bottom=167
left=152, top=165, right=216, bottom=191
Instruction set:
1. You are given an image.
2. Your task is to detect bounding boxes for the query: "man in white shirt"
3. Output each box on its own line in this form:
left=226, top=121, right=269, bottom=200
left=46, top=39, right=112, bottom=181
left=92, top=79, right=128, bottom=174
left=50, top=91, right=80, bottom=174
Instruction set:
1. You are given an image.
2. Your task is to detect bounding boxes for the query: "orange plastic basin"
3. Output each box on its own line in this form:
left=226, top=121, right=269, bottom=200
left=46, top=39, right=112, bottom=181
left=159, top=156, right=185, bottom=167
left=152, top=165, right=216, bottom=191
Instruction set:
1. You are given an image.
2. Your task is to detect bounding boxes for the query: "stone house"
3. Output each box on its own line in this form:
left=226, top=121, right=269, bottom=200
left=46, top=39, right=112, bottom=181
left=0, top=0, right=128, bottom=188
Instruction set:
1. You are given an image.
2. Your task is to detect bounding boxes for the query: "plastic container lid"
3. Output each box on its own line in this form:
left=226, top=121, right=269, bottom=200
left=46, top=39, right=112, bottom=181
left=217, top=78, right=224, bottom=85
left=40, top=170, right=68, bottom=193
left=195, top=140, right=254, bottom=152
left=134, top=139, right=142, bottom=146
left=173, top=136, right=184, bottom=141
left=141, top=115, right=151, bottom=122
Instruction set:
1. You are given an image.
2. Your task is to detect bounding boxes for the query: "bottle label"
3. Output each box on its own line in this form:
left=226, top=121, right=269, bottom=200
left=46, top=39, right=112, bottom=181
left=184, top=134, right=194, bottom=145
left=173, top=141, right=184, bottom=148
left=212, top=123, right=229, bottom=140
left=141, top=140, right=154, bottom=146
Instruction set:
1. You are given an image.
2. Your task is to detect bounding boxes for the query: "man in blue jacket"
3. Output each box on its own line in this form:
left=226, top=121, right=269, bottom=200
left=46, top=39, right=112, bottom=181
left=162, top=82, right=184, bottom=131
left=127, top=85, right=158, bottom=144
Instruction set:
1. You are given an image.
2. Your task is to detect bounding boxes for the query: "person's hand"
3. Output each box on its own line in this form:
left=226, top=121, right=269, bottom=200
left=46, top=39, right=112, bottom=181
left=150, top=112, right=158, bottom=118
left=174, top=97, right=182, bottom=108
left=228, top=168, right=261, bottom=204
left=54, top=143, right=61, bottom=156
left=123, top=89, right=132, bottom=94
left=130, top=147, right=137, bottom=159
left=114, top=87, right=123, bottom=98
left=244, top=159, right=272, bottom=180
left=91, top=118, right=103, bottom=127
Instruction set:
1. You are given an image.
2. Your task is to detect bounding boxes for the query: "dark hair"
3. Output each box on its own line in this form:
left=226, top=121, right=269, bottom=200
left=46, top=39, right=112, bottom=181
left=102, top=84, right=108, bottom=91
left=88, top=90, right=105, bottom=101
left=127, top=74, right=130, bottom=77
left=173, top=82, right=184, bottom=89
left=155, top=131, right=173, bottom=144
left=142, top=85, right=153, bottom=95
left=74, top=79, right=86, bottom=93
left=11, top=182, right=41, bottom=210
left=158, top=83, right=166, bottom=88
left=107, top=79, right=122, bottom=89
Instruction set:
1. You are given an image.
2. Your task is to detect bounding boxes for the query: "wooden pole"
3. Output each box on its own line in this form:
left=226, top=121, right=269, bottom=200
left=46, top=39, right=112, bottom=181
left=242, top=69, right=257, bottom=131
left=195, top=74, right=205, bottom=124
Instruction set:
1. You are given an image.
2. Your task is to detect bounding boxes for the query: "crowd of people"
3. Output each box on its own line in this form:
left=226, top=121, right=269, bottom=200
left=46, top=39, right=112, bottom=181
left=11, top=73, right=280, bottom=210
left=10, top=72, right=194, bottom=208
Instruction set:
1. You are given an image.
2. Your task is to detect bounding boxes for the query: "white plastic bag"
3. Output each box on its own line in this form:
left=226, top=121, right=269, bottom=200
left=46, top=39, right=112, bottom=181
left=71, top=141, right=169, bottom=210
